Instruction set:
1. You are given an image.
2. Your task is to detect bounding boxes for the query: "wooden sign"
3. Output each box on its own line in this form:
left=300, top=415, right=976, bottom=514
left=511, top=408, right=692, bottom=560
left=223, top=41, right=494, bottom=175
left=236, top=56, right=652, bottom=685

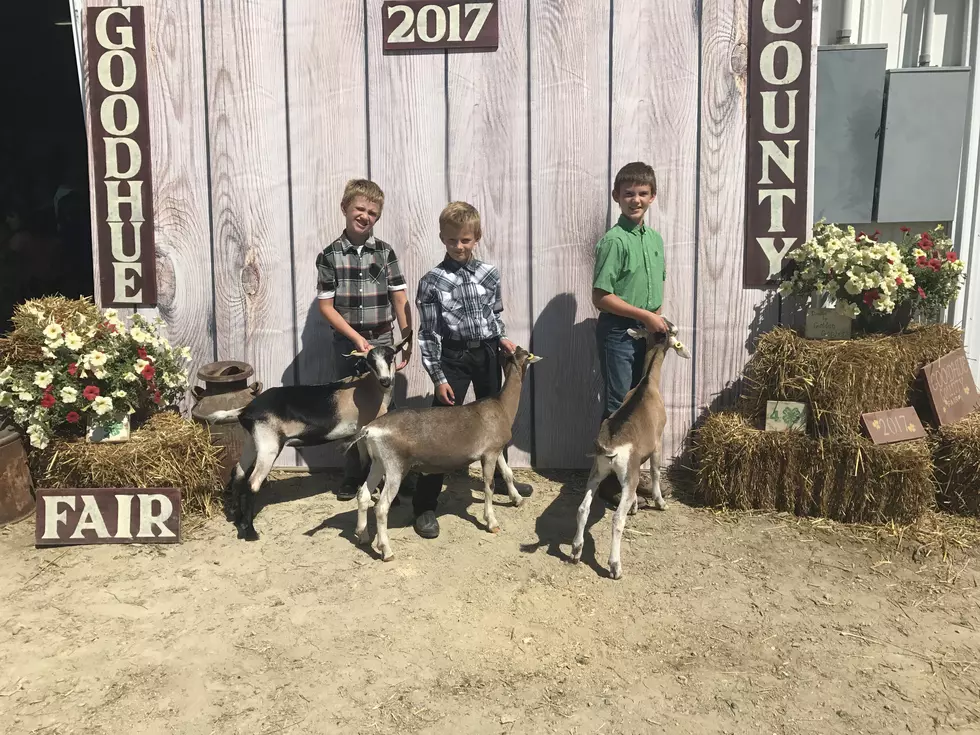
left=87, top=7, right=157, bottom=307
left=86, top=414, right=131, bottom=443
left=35, top=488, right=181, bottom=546
left=744, top=0, right=813, bottom=288
left=922, top=348, right=980, bottom=426
left=805, top=308, right=852, bottom=340
left=765, top=400, right=807, bottom=432
left=382, top=1, right=498, bottom=52
left=861, top=408, right=926, bottom=444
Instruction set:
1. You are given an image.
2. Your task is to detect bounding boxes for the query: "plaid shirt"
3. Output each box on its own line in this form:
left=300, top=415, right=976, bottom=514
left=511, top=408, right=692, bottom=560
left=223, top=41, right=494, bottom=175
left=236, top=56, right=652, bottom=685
left=315, top=233, right=407, bottom=332
left=416, top=256, right=506, bottom=386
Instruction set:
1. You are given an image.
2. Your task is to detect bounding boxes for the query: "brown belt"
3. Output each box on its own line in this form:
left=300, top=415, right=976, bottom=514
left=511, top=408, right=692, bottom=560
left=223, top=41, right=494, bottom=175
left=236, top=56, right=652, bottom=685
left=356, top=323, right=393, bottom=339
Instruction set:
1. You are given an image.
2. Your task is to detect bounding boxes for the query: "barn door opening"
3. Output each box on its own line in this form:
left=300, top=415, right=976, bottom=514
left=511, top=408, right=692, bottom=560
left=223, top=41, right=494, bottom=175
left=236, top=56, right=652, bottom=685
left=0, top=0, right=94, bottom=333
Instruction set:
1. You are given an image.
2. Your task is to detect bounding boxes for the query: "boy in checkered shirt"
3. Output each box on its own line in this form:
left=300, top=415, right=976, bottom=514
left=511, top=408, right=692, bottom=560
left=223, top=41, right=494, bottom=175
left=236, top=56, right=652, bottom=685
left=315, top=179, right=413, bottom=500
left=412, top=202, right=532, bottom=540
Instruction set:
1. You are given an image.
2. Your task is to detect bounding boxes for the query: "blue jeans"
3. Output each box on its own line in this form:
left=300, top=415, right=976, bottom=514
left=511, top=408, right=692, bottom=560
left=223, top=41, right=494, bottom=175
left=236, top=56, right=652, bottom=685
left=596, top=313, right=646, bottom=420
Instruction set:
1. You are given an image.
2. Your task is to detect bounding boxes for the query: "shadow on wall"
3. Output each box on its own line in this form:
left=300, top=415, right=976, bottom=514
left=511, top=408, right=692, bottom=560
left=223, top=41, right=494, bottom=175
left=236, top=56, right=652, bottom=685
left=528, top=292, right=603, bottom=468
left=279, top=298, right=410, bottom=471
left=668, top=289, right=781, bottom=500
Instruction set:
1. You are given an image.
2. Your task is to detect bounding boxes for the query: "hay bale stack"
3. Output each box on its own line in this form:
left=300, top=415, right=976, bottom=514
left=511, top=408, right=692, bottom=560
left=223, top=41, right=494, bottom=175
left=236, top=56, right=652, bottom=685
left=933, top=412, right=980, bottom=517
left=740, top=325, right=962, bottom=436
left=693, top=413, right=935, bottom=524
left=29, top=412, right=223, bottom=517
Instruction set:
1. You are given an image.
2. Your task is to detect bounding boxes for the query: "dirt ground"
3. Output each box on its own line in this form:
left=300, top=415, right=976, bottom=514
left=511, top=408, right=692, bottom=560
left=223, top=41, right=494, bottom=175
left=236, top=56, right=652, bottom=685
left=2, top=469, right=980, bottom=735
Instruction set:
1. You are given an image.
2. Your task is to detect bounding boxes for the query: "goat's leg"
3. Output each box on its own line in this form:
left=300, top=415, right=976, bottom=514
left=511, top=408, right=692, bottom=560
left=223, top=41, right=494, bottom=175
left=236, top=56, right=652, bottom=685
left=571, top=461, right=607, bottom=563
left=650, top=449, right=667, bottom=511
left=373, top=466, right=403, bottom=562
left=236, top=427, right=280, bottom=541
left=355, top=460, right=384, bottom=546
left=495, top=454, right=525, bottom=508
left=608, top=461, right=638, bottom=581
left=481, top=453, right=502, bottom=533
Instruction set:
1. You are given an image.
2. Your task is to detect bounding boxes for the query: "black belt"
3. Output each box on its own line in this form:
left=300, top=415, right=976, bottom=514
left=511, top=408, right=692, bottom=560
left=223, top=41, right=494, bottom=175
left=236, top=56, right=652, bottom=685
left=443, top=336, right=498, bottom=350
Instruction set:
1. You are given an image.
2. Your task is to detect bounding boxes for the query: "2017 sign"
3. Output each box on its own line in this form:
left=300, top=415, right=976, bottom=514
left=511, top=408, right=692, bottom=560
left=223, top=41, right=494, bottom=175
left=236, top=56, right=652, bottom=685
left=861, top=408, right=926, bottom=445
left=382, top=1, right=498, bottom=52
left=87, top=6, right=157, bottom=307
left=35, top=488, right=181, bottom=547
left=745, top=0, right=813, bottom=288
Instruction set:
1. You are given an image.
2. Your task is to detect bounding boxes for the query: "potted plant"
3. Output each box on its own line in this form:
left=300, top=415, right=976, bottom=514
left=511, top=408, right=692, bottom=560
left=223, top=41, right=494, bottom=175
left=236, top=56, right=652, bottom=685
left=894, top=224, right=966, bottom=324
left=0, top=298, right=191, bottom=451
left=778, top=222, right=917, bottom=334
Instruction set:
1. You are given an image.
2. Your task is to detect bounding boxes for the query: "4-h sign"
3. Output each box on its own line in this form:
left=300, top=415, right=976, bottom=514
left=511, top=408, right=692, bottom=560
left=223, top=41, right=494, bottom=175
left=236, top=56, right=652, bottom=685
left=765, top=400, right=807, bottom=432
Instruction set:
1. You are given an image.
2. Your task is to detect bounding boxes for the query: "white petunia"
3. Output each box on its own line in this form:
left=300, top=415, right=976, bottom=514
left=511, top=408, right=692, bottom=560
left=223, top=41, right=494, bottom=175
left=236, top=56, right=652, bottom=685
left=60, top=387, right=78, bottom=404
left=0, top=391, right=11, bottom=407
left=43, top=323, right=63, bottom=341
left=26, top=424, right=49, bottom=450
left=84, top=351, right=108, bottom=368
left=124, top=372, right=140, bottom=383
left=33, top=371, right=54, bottom=389
left=92, top=396, right=114, bottom=416
left=18, top=391, right=33, bottom=402
left=93, top=368, right=107, bottom=380
left=112, top=390, right=128, bottom=399
left=0, top=366, right=12, bottom=384
left=64, top=332, right=84, bottom=351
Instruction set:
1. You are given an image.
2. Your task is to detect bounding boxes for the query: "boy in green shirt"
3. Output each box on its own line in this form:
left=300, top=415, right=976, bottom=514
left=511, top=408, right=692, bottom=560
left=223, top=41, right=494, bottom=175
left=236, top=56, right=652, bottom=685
left=592, top=161, right=668, bottom=505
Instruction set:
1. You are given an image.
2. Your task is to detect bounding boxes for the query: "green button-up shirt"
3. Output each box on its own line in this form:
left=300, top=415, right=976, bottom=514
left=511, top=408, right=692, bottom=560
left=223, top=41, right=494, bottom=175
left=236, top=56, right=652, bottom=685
left=592, top=215, right=666, bottom=312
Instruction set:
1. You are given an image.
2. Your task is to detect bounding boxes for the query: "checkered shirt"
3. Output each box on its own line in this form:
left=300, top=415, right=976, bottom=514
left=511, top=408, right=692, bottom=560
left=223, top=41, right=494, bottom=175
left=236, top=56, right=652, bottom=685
left=315, top=233, right=407, bottom=332
left=416, top=256, right=507, bottom=386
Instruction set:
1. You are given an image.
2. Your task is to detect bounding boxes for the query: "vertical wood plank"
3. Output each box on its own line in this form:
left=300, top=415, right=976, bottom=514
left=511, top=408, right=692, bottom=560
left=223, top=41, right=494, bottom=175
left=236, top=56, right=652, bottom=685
left=366, top=3, right=448, bottom=407
left=447, top=1, right=531, bottom=467
left=610, top=0, right=699, bottom=463
left=128, top=0, right=215, bottom=393
left=287, top=0, right=368, bottom=469
left=696, top=0, right=779, bottom=418
left=530, top=1, right=610, bottom=469
left=204, top=0, right=296, bottom=464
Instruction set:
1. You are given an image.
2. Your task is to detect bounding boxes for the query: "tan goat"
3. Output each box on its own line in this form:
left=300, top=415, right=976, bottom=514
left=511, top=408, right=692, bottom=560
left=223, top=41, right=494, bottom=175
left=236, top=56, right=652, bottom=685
left=571, top=322, right=691, bottom=579
left=346, top=346, right=542, bottom=561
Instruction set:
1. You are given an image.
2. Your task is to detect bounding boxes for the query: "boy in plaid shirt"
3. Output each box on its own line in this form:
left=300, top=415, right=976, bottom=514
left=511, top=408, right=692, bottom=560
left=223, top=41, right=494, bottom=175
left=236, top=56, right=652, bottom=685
left=316, top=178, right=413, bottom=500
left=413, top=202, right=532, bottom=540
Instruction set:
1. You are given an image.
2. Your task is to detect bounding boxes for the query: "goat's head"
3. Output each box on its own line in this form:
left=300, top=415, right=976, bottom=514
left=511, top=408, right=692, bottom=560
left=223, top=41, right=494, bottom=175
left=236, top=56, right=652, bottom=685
left=626, top=320, right=691, bottom=359
left=346, top=330, right=414, bottom=388
left=502, top=345, right=543, bottom=378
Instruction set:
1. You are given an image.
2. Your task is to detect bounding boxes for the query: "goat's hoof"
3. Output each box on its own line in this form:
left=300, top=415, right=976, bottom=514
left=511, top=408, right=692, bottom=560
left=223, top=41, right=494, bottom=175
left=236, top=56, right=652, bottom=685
left=238, top=525, right=259, bottom=542
left=381, top=550, right=395, bottom=562
left=608, top=562, right=623, bottom=580
left=354, top=529, right=370, bottom=545
left=489, top=525, right=501, bottom=534
left=570, top=545, right=582, bottom=563
left=653, top=499, right=668, bottom=511
left=512, top=497, right=525, bottom=509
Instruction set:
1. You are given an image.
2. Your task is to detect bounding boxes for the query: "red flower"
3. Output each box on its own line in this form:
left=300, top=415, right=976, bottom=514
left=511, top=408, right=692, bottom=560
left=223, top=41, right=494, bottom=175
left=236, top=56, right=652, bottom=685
left=929, top=258, right=942, bottom=271
left=947, top=251, right=958, bottom=262
left=863, top=289, right=880, bottom=306
left=857, top=231, right=867, bottom=241
left=137, top=348, right=148, bottom=359
left=105, top=322, right=117, bottom=333
left=141, top=364, right=156, bottom=381
left=916, top=256, right=928, bottom=267
left=67, top=363, right=78, bottom=376
left=40, top=394, right=56, bottom=408
left=872, top=229, right=881, bottom=241
left=65, top=411, right=80, bottom=424
left=918, top=286, right=927, bottom=299
left=896, top=277, right=904, bottom=286
left=152, top=390, right=162, bottom=405
left=921, top=232, right=932, bottom=240
left=82, top=385, right=100, bottom=401
left=887, top=258, right=894, bottom=265
left=900, top=226, right=910, bottom=233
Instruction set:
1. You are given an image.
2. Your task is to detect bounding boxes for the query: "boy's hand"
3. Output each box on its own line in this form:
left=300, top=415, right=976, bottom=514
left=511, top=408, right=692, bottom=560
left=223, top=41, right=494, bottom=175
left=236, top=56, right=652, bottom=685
left=435, top=383, right=456, bottom=405
left=499, top=338, right=517, bottom=354
left=641, top=312, right=669, bottom=334
left=354, top=336, right=371, bottom=353
left=396, top=345, right=411, bottom=371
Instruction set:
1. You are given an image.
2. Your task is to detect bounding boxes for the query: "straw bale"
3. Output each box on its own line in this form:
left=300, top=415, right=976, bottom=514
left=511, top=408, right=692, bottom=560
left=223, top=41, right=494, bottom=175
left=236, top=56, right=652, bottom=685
left=9, top=296, right=103, bottom=335
left=29, top=411, right=223, bottom=517
left=692, top=412, right=934, bottom=524
left=933, top=411, right=980, bottom=517
left=740, top=325, right=962, bottom=436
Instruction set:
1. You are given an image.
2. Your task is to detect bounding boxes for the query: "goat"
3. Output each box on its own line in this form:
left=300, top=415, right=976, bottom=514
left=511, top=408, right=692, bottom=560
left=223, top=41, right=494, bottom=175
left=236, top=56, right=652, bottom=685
left=570, top=322, right=690, bottom=579
left=345, top=345, right=542, bottom=561
left=202, top=331, right=412, bottom=541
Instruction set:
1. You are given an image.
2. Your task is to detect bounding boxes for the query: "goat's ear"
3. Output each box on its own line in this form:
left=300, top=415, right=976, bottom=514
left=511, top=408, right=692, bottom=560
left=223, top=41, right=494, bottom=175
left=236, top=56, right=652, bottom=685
left=526, top=354, right=543, bottom=364
left=345, top=349, right=370, bottom=359
left=393, top=330, right=413, bottom=352
left=671, top=339, right=692, bottom=360
left=626, top=328, right=644, bottom=340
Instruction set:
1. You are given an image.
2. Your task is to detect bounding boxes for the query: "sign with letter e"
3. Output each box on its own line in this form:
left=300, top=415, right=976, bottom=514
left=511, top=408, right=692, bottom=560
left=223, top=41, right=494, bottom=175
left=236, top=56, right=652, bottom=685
left=35, top=488, right=181, bottom=547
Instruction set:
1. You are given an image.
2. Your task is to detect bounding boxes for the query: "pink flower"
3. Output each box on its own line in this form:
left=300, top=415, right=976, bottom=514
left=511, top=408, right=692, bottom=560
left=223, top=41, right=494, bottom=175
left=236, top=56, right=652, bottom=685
left=66, top=411, right=80, bottom=424
left=40, top=394, right=56, bottom=408
left=82, top=385, right=100, bottom=401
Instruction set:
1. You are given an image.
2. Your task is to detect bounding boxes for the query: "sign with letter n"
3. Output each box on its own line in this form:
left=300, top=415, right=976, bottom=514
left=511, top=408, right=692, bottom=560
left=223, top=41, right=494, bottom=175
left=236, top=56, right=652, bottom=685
left=35, top=488, right=181, bottom=547
left=745, top=0, right=813, bottom=288
left=87, top=6, right=157, bottom=307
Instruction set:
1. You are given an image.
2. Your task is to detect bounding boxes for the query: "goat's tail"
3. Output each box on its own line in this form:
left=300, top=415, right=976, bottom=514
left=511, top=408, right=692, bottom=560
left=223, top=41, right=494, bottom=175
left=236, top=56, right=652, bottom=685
left=343, top=427, right=371, bottom=455
left=200, top=408, right=244, bottom=422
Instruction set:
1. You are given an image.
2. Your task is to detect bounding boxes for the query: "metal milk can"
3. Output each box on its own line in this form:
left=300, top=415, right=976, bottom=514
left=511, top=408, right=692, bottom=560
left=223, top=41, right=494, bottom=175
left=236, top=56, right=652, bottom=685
left=0, top=428, right=34, bottom=526
left=191, top=361, right=262, bottom=487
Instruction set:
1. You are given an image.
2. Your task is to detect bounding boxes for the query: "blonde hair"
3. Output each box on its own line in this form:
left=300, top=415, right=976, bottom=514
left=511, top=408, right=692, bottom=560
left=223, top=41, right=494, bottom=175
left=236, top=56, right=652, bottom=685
left=439, top=201, right=482, bottom=240
left=341, top=178, right=385, bottom=211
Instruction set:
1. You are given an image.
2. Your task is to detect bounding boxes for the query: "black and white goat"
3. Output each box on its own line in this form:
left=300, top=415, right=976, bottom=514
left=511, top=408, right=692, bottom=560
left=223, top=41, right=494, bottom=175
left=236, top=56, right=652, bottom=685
left=202, top=331, right=412, bottom=540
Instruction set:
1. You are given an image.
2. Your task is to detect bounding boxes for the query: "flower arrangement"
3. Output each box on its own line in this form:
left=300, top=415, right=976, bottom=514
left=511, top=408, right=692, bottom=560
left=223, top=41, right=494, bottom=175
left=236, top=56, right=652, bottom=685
left=896, top=224, right=966, bottom=320
left=778, top=222, right=916, bottom=320
left=0, top=298, right=191, bottom=450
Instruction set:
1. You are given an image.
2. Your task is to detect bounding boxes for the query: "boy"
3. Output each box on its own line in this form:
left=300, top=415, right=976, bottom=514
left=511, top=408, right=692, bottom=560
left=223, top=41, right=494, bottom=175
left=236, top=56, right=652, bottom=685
left=592, top=162, right=668, bottom=507
left=413, top=201, right=532, bottom=539
left=316, top=178, right=413, bottom=500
